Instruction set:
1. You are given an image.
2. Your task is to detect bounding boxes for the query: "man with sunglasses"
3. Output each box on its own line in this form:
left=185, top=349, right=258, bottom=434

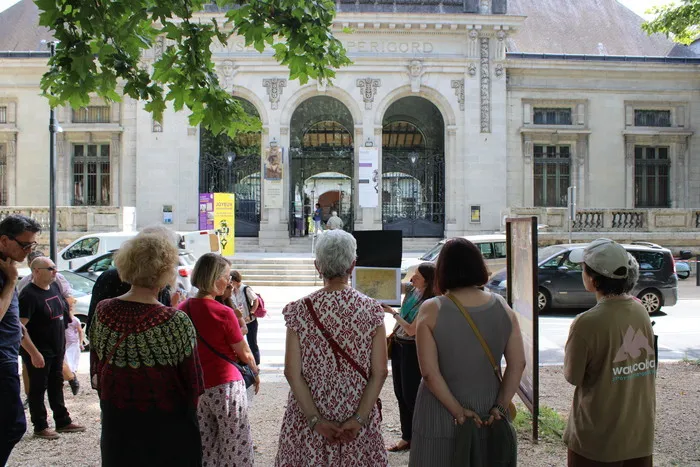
left=18, top=256, right=85, bottom=440
left=0, top=214, right=41, bottom=465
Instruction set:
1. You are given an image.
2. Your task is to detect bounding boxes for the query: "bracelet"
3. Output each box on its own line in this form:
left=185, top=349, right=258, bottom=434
left=492, top=404, right=507, bottom=416
left=352, top=412, right=366, bottom=426
left=307, top=415, right=320, bottom=431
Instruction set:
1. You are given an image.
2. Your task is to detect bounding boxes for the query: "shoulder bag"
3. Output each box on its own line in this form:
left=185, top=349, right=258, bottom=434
left=303, top=297, right=382, bottom=420
left=184, top=300, right=256, bottom=388
left=446, top=293, right=517, bottom=420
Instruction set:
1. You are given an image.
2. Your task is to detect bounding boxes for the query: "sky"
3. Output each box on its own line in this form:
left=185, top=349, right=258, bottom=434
left=0, top=0, right=670, bottom=18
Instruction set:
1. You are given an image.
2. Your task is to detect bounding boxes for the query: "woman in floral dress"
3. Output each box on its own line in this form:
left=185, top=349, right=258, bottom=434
left=275, top=230, right=388, bottom=466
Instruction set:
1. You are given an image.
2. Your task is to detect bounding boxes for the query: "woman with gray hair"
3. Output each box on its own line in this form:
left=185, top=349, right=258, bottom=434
left=276, top=230, right=388, bottom=466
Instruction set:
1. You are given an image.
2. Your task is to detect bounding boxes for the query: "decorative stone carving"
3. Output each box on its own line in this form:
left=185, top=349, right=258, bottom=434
left=677, top=141, right=687, bottom=164
left=523, top=137, right=533, bottom=163
left=496, top=30, right=507, bottom=60
left=495, top=64, right=504, bottom=79
left=468, top=63, right=477, bottom=77
left=577, top=135, right=588, bottom=167
left=451, top=79, right=465, bottom=111
left=262, top=78, right=287, bottom=110
left=468, top=30, right=480, bottom=58
left=480, top=37, right=491, bottom=133
left=407, top=60, right=424, bottom=93
left=625, top=141, right=634, bottom=165
left=217, top=60, right=237, bottom=90
left=152, top=119, right=163, bottom=133
left=154, top=36, right=165, bottom=60
left=357, top=78, right=381, bottom=110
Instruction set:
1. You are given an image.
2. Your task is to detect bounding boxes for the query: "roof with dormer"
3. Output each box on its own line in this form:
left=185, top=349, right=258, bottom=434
left=0, top=0, right=696, bottom=58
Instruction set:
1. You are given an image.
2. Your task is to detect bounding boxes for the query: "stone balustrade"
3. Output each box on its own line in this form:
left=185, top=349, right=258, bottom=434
left=0, top=206, right=136, bottom=233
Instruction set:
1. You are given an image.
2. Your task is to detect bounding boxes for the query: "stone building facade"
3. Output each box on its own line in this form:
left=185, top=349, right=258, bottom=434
left=1, top=0, right=699, bottom=245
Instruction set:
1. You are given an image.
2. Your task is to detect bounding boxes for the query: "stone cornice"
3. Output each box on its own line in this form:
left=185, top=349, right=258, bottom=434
left=622, top=129, right=693, bottom=138
left=520, top=128, right=591, bottom=136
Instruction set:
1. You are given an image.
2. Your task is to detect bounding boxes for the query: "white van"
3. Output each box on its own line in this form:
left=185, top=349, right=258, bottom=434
left=177, top=230, right=220, bottom=258
left=401, top=234, right=508, bottom=280
left=57, top=232, right=138, bottom=270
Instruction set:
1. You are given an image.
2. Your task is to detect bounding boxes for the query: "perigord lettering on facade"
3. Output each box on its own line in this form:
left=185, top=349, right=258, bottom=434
left=212, top=39, right=436, bottom=56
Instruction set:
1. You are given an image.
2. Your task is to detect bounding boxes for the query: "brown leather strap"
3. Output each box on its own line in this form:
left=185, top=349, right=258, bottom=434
left=304, top=297, right=369, bottom=381
left=446, top=293, right=503, bottom=384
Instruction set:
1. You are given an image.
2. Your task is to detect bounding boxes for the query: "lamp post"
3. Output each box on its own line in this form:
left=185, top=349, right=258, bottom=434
left=47, top=41, right=59, bottom=262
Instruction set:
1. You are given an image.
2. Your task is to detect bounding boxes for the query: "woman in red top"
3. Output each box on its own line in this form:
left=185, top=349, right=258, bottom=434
left=179, top=253, right=259, bottom=467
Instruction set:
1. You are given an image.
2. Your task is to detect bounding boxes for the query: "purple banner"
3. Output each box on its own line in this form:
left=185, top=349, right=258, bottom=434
left=199, top=193, right=214, bottom=230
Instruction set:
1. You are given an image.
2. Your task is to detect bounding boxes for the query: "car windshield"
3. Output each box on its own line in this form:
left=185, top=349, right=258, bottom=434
left=60, top=271, right=95, bottom=297
left=537, top=245, right=568, bottom=263
left=179, top=252, right=196, bottom=266
left=420, top=242, right=444, bottom=261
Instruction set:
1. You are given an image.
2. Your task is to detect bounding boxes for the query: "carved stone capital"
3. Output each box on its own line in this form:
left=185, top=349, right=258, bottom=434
left=494, top=64, right=504, bottom=79
left=451, top=79, right=465, bottom=111
left=357, top=78, right=381, bottom=110
left=262, top=78, right=287, bottom=110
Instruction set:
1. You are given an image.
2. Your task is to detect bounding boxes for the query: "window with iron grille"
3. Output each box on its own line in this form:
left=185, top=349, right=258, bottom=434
left=72, top=106, right=111, bottom=124
left=72, top=144, right=111, bottom=206
left=533, top=108, right=572, bottom=125
left=0, top=143, right=6, bottom=205
left=634, top=110, right=671, bottom=127
left=0, top=106, right=6, bottom=124
left=635, top=146, right=670, bottom=207
left=534, top=145, right=570, bottom=207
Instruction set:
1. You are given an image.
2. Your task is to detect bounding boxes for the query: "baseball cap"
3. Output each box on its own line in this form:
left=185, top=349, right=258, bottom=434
left=568, top=238, right=629, bottom=279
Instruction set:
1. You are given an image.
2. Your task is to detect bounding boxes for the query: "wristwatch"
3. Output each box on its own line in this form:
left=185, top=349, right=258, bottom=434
left=308, top=415, right=320, bottom=431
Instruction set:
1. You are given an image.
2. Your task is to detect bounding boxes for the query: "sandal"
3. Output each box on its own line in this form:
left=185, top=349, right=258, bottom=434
left=387, top=441, right=411, bottom=452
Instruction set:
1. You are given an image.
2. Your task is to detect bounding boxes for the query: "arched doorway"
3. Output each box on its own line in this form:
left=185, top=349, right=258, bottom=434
left=199, top=98, right=262, bottom=237
left=289, top=97, right=354, bottom=235
left=382, top=97, right=445, bottom=237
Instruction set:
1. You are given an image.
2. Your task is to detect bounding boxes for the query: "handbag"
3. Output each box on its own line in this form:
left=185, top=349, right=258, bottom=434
left=304, top=297, right=382, bottom=420
left=386, top=333, right=393, bottom=360
left=184, top=301, right=257, bottom=389
left=446, top=293, right=517, bottom=420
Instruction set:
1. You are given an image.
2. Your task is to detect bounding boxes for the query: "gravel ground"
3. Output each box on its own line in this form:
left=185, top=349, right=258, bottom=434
left=8, top=363, right=700, bottom=466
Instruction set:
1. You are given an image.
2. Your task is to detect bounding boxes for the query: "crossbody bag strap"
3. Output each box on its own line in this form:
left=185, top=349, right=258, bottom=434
left=184, top=300, right=242, bottom=368
left=303, top=297, right=369, bottom=382
left=445, top=293, right=503, bottom=384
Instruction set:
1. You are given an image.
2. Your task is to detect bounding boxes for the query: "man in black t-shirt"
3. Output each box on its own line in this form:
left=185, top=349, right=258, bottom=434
left=19, top=257, right=85, bottom=439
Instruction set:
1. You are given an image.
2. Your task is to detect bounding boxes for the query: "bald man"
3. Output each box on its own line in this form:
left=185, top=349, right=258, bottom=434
left=19, top=257, right=84, bottom=439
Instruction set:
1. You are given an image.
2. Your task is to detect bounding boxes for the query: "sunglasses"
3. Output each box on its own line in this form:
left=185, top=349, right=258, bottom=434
left=9, top=237, right=38, bottom=251
left=36, top=266, right=57, bottom=272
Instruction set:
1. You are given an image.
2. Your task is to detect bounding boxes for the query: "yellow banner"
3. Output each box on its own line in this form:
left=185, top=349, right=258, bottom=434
left=213, top=193, right=235, bottom=256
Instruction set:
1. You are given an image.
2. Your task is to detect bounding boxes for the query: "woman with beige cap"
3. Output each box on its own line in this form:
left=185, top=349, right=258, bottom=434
left=564, top=238, right=656, bottom=467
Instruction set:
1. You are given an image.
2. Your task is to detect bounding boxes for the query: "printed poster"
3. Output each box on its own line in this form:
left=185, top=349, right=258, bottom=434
left=263, top=146, right=283, bottom=209
left=199, top=193, right=214, bottom=230
left=352, top=267, right=401, bottom=306
left=213, top=192, right=235, bottom=256
left=358, top=147, right=379, bottom=208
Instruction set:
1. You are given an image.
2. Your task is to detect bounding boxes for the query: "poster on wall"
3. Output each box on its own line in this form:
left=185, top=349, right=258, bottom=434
left=358, top=147, right=379, bottom=208
left=199, top=193, right=214, bottom=230
left=506, top=216, right=539, bottom=440
left=213, top=192, right=235, bottom=256
left=263, top=146, right=284, bottom=209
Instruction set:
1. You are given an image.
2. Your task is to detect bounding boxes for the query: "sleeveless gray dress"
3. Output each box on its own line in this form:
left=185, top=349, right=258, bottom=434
left=409, top=293, right=512, bottom=466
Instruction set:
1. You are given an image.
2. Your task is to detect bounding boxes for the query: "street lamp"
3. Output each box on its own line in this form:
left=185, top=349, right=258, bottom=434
left=44, top=40, right=61, bottom=262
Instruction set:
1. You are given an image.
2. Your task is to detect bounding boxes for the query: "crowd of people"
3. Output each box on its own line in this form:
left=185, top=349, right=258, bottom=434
left=0, top=214, right=657, bottom=467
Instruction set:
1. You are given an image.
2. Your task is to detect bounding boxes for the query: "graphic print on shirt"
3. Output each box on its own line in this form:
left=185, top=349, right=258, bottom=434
left=45, top=295, right=66, bottom=321
left=612, top=325, right=655, bottom=382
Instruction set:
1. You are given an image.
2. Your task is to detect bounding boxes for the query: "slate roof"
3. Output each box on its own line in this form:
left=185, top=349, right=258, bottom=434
left=0, top=0, right=695, bottom=58
left=0, top=0, right=53, bottom=52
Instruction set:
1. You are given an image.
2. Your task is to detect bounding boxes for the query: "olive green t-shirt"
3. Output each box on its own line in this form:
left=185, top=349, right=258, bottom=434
left=563, top=296, right=656, bottom=462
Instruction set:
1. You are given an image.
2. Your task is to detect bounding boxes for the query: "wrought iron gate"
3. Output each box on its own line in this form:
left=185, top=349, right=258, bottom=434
left=200, top=130, right=261, bottom=237
left=289, top=146, right=354, bottom=235
left=382, top=148, right=445, bottom=237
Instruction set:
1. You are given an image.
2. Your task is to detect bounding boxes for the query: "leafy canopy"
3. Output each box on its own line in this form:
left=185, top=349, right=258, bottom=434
left=36, top=0, right=351, bottom=136
left=642, top=0, right=700, bottom=45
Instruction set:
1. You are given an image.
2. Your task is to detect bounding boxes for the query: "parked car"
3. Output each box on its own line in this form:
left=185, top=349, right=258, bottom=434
left=675, top=249, right=693, bottom=280
left=57, top=231, right=138, bottom=270
left=402, top=234, right=507, bottom=280
left=486, top=242, right=678, bottom=315
left=72, top=249, right=197, bottom=293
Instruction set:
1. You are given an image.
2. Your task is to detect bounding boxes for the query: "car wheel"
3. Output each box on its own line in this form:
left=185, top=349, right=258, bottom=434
left=538, top=288, right=551, bottom=313
left=677, top=271, right=690, bottom=280
left=76, top=315, right=90, bottom=351
left=637, top=290, right=662, bottom=315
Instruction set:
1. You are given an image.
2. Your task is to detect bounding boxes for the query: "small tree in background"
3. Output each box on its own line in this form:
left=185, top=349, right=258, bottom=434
left=643, top=0, right=700, bottom=45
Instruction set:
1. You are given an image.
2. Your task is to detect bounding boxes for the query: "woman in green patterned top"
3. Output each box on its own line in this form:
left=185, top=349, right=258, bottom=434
left=381, top=262, right=436, bottom=452
left=89, top=233, right=204, bottom=467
